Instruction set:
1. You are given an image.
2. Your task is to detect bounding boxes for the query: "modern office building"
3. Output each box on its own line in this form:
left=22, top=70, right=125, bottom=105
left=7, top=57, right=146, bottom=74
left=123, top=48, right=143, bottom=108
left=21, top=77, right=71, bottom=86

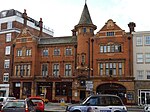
left=133, top=31, right=150, bottom=105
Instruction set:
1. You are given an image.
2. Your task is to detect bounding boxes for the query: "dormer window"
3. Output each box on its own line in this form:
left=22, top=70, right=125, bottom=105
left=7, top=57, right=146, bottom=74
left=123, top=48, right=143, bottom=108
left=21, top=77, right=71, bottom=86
left=1, top=11, right=7, bottom=17
left=16, top=12, right=22, bottom=17
left=106, top=32, right=114, bottom=36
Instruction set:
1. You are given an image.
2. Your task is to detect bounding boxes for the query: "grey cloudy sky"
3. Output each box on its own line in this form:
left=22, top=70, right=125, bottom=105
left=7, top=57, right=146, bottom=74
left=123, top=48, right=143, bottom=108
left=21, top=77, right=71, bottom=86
left=1, top=0, right=150, bottom=36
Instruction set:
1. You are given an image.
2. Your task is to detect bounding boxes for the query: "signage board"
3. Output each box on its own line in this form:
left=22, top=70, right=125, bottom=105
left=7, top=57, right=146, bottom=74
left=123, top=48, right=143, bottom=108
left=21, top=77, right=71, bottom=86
left=86, top=81, right=93, bottom=91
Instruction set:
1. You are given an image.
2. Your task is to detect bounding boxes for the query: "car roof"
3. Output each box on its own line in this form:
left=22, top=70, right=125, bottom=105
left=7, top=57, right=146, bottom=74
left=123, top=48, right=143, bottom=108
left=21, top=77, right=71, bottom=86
left=28, top=96, right=42, bottom=98
left=28, top=96, right=43, bottom=100
left=8, top=99, right=25, bottom=101
left=0, top=96, right=15, bottom=98
left=89, top=94, right=120, bottom=97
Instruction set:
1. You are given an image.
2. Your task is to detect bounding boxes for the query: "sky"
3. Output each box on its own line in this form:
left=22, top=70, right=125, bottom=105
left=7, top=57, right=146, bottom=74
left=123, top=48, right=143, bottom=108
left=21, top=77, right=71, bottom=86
left=1, top=0, right=150, bottom=37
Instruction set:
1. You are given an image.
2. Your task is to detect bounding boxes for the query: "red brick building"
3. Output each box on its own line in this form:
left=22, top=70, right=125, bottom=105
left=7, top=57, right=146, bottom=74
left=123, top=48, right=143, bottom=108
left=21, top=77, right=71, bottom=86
left=10, top=3, right=135, bottom=104
left=0, top=9, right=53, bottom=97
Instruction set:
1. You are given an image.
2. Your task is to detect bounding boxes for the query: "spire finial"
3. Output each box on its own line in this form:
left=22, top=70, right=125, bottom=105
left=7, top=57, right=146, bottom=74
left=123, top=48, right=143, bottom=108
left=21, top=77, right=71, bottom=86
left=85, top=0, right=87, bottom=4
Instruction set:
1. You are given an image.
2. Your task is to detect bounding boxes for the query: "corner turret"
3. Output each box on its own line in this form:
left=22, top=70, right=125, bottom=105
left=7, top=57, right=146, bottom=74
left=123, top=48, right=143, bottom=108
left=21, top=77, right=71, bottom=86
left=75, top=3, right=97, bottom=36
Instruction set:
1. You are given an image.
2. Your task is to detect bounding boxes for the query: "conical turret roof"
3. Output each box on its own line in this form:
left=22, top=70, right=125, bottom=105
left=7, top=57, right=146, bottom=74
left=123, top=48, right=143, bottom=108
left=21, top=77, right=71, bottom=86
left=78, top=3, right=93, bottom=25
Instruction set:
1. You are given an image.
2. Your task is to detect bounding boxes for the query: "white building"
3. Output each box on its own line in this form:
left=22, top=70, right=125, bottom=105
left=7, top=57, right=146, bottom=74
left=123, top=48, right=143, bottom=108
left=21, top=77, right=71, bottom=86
left=133, top=31, right=150, bottom=105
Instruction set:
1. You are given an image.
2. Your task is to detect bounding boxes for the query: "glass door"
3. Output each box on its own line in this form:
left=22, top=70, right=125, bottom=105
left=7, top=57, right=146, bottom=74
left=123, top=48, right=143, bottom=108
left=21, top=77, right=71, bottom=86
left=141, top=92, right=145, bottom=105
left=140, top=91, right=150, bottom=105
left=146, top=93, right=150, bottom=104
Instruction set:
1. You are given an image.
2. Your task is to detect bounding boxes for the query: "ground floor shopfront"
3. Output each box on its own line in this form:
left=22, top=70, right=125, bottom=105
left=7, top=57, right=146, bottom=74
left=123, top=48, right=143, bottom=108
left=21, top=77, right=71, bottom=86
left=9, top=77, right=135, bottom=104
left=135, top=81, right=150, bottom=106
left=0, top=84, right=9, bottom=97
left=73, top=77, right=135, bottom=104
left=10, top=79, right=73, bottom=102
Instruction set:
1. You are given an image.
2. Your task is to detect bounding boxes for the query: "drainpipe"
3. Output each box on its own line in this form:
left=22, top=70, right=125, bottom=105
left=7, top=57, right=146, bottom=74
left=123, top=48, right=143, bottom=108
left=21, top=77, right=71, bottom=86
left=128, top=36, right=131, bottom=76
left=10, top=44, right=15, bottom=95
left=74, top=45, right=77, bottom=69
left=88, top=38, right=90, bottom=80
left=91, top=38, right=94, bottom=76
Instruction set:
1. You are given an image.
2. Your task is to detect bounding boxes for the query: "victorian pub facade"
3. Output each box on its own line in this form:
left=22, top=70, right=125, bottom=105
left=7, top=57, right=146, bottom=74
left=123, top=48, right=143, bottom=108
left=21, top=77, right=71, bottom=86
left=9, top=3, right=136, bottom=104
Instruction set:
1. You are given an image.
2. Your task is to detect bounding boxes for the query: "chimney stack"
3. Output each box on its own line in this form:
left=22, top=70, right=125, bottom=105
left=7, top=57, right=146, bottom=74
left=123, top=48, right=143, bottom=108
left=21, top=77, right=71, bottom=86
left=39, top=18, right=43, bottom=37
left=22, top=9, right=27, bottom=27
left=128, top=22, right=136, bottom=34
left=71, top=29, right=76, bottom=36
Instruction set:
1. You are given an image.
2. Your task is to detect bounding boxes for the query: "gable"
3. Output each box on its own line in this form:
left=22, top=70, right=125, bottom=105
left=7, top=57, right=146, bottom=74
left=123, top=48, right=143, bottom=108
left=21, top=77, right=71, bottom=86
left=14, top=28, right=38, bottom=43
left=18, top=28, right=32, bottom=38
left=96, top=19, right=125, bottom=37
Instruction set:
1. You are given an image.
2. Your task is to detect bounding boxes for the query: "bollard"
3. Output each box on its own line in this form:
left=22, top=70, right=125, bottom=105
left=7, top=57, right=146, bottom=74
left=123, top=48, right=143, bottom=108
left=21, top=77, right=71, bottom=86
left=60, top=98, right=65, bottom=106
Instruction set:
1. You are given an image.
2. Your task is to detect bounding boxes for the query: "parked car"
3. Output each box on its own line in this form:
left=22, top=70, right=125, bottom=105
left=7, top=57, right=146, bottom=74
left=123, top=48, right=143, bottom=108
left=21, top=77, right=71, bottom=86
left=144, top=105, right=150, bottom=112
left=66, top=94, right=127, bottom=112
left=28, top=96, right=44, bottom=112
left=0, top=97, right=16, bottom=110
left=1, top=99, right=36, bottom=112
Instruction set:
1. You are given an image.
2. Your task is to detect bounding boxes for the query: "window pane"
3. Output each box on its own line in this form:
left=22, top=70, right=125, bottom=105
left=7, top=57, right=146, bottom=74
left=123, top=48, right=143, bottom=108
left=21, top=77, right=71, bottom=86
left=1, top=11, right=7, bottom=17
left=99, top=63, right=103, bottom=76
left=7, top=21, right=12, bottom=29
left=111, top=45, right=115, bottom=52
left=5, top=46, right=11, bottom=55
left=136, top=37, right=143, bottom=46
left=3, top=73, right=9, bottom=82
left=83, top=28, right=86, bottom=33
left=42, top=64, right=48, bottom=76
left=43, top=49, right=48, bottom=56
left=6, top=33, right=11, bottom=42
left=81, top=55, right=85, bottom=64
left=100, top=46, right=103, bottom=53
left=118, top=63, right=122, bottom=75
left=26, top=49, right=31, bottom=56
left=104, top=46, right=107, bottom=53
left=137, top=70, right=143, bottom=80
left=54, top=48, right=60, bottom=55
left=113, top=63, right=116, bottom=75
left=4, top=60, right=10, bottom=68
left=53, top=64, right=59, bottom=76
left=145, top=36, right=150, bottom=45
left=65, top=64, right=71, bottom=76
left=107, top=32, right=114, bottom=36
left=107, top=45, right=110, bottom=52
left=66, top=48, right=72, bottom=56
left=17, top=49, right=22, bottom=56
left=145, top=53, right=150, bottom=63
left=137, top=54, right=143, bottom=63
left=110, top=63, right=112, bottom=68
left=146, top=71, right=150, bottom=79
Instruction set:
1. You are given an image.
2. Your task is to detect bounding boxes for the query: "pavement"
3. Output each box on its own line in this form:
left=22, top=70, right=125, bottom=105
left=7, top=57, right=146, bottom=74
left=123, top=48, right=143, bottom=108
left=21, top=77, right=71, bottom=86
left=126, top=105, right=144, bottom=112
left=44, top=102, right=145, bottom=112
left=44, top=102, right=68, bottom=112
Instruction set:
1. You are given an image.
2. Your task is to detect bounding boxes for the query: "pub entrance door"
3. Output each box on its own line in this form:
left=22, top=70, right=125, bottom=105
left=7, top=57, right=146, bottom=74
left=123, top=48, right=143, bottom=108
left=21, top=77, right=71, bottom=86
left=96, top=83, right=127, bottom=104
